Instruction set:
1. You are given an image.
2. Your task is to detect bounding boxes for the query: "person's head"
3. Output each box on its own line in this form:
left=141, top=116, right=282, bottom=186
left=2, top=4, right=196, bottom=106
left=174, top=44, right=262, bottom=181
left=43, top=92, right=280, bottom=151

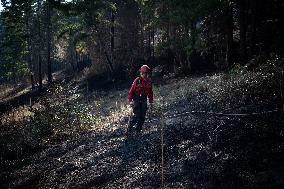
left=140, top=65, right=151, bottom=79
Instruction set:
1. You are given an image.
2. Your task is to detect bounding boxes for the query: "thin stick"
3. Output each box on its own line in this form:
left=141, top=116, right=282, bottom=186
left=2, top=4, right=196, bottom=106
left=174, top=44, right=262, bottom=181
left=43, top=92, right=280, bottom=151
left=22, top=106, right=25, bottom=121
left=161, top=99, right=165, bottom=188
left=86, top=81, right=89, bottom=102
left=29, top=97, right=32, bottom=120
left=281, top=71, right=284, bottom=111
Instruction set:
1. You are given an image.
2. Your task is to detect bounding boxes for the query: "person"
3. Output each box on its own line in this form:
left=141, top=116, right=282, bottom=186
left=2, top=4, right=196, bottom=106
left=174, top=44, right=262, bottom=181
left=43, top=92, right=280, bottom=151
left=127, top=65, right=153, bottom=137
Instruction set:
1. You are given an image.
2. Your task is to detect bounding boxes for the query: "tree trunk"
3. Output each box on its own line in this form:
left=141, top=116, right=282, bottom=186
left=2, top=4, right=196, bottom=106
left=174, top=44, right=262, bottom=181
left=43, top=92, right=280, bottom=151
left=25, top=4, right=35, bottom=89
left=148, top=27, right=151, bottom=57
left=37, top=0, right=42, bottom=91
left=95, top=27, right=114, bottom=75
left=225, top=5, right=234, bottom=68
left=110, top=9, right=115, bottom=66
left=104, top=51, right=114, bottom=73
left=190, top=21, right=196, bottom=53
left=152, top=26, right=155, bottom=57
left=47, top=0, right=52, bottom=84
left=185, top=25, right=191, bottom=72
left=250, top=0, right=257, bottom=57
left=239, top=0, right=247, bottom=63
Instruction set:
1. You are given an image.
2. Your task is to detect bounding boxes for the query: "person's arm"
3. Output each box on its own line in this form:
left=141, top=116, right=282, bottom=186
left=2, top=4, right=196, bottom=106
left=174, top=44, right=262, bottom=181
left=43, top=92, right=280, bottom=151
left=128, top=78, right=138, bottom=103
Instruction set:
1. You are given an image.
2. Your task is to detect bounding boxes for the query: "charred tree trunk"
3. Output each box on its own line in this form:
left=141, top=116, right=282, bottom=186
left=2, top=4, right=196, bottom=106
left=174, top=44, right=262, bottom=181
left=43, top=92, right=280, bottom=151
left=152, top=26, right=155, bottom=57
left=95, top=26, right=114, bottom=75
left=110, top=9, right=115, bottom=66
left=47, top=0, right=52, bottom=84
left=239, top=0, right=247, bottom=63
left=190, top=21, right=197, bottom=56
left=25, top=4, right=35, bottom=90
left=37, top=0, right=43, bottom=91
left=225, top=5, right=234, bottom=68
left=250, top=0, right=257, bottom=57
left=148, top=27, right=151, bottom=57
left=185, top=25, right=191, bottom=72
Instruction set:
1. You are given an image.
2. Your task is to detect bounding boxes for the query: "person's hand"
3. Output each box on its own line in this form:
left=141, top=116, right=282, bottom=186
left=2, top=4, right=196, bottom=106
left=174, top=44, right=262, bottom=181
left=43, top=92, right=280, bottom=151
left=129, top=101, right=134, bottom=107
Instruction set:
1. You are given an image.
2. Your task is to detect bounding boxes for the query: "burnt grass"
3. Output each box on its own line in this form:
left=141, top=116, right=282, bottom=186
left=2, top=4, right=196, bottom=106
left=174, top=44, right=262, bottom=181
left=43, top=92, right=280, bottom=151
left=0, top=70, right=284, bottom=189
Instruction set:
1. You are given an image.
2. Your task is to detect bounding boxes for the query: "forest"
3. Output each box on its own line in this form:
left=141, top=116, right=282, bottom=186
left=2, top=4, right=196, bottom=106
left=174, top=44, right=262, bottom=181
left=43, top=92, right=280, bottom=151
left=0, top=0, right=283, bottom=188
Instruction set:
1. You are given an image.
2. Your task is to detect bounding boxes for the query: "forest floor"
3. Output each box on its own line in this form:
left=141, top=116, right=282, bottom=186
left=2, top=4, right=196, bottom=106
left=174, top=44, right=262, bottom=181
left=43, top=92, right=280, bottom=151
left=0, top=66, right=284, bottom=189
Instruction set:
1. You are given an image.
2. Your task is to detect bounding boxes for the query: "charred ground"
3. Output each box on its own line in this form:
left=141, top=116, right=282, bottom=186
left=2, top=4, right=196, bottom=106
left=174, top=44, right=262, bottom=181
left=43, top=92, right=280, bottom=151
left=0, top=65, right=283, bottom=189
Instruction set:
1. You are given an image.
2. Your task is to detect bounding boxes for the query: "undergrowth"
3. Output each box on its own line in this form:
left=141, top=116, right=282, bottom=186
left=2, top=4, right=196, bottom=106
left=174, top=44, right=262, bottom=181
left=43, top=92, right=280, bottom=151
left=0, top=58, right=283, bottom=162
left=0, top=82, right=98, bottom=161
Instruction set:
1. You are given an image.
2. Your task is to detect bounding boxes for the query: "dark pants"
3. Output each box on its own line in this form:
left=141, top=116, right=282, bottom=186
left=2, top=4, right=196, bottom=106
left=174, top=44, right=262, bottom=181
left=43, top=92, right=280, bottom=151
left=128, top=95, right=147, bottom=134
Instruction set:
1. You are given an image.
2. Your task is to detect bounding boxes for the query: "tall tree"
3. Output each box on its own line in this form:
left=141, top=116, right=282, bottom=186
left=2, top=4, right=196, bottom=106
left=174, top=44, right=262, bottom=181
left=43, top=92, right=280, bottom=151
left=225, top=2, right=234, bottom=67
left=24, top=0, right=36, bottom=89
left=238, top=0, right=247, bottom=63
left=37, top=0, right=43, bottom=90
left=47, top=0, right=52, bottom=84
left=110, top=9, right=115, bottom=66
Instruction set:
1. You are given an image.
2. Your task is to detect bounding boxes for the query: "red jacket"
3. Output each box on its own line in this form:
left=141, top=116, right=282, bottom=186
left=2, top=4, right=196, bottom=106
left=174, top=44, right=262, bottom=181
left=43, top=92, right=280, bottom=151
left=128, top=77, right=153, bottom=103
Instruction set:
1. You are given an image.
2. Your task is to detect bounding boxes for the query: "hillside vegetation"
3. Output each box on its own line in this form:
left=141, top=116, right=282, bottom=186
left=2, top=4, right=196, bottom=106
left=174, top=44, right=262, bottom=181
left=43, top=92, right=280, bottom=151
left=1, top=63, right=283, bottom=188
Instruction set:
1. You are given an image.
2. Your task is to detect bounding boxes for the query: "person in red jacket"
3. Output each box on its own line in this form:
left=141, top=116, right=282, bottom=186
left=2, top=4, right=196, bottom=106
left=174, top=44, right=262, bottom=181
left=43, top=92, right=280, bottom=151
left=127, top=65, right=153, bottom=136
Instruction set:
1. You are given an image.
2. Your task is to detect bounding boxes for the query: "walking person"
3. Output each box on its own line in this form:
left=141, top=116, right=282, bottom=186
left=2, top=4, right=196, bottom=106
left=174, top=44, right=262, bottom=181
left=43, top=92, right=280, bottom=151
left=127, top=65, right=153, bottom=137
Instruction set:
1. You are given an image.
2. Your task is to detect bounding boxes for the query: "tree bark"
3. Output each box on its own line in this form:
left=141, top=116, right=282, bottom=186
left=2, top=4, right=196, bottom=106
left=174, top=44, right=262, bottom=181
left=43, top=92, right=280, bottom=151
left=250, top=0, right=257, bottom=57
left=225, top=5, right=234, bottom=68
left=37, top=0, right=43, bottom=91
left=104, top=51, right=114, bottom=73
left=25, top=2, right=35, bottom=89
left=239, top=0, right=247, bottom=63
left=148, top=27, right=151, bottom=57
left=185, top=25, right=191, bottom=72
left=152, top=26, right=155, bottom=57
left=47, top=0, right=52, bottom=84
left=110, top=9, right=115, bottom=65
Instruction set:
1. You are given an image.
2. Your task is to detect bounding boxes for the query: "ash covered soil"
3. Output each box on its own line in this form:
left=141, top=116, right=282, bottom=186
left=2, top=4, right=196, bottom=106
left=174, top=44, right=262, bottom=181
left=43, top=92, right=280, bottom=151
left=1, top=70, right=284, bottom=189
